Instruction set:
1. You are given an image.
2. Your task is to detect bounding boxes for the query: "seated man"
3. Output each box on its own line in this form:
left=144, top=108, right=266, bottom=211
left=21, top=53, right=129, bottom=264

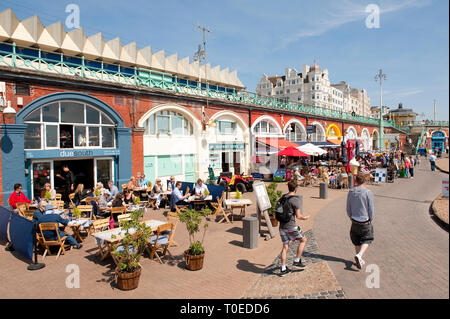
left=33, top=200, right=48, bottom=223
left=36, top=208, right=82, bottom=249
left=8, top=183, right=31, bottom=210
left=170, top=181, right=191, bottom=212
left=194, top=179, right=209, bottom=197
left=108, top=181, right=119, bottom=201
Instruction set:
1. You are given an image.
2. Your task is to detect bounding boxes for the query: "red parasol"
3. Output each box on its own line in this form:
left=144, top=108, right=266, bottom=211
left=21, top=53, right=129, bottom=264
left=277, top=146, right=308, bottom=157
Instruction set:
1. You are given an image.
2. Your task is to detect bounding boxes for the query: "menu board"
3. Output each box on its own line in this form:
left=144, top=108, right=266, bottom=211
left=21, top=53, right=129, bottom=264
left=253, top=181, right=272, bottom=212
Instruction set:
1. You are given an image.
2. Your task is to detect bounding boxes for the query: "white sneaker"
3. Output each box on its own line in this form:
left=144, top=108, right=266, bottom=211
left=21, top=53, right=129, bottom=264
left=354, top=254, right=365, bottom=270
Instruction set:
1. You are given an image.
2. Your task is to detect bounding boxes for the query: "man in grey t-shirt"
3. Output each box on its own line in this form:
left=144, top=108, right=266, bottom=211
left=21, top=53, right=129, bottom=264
left=279, top=181, right=310, bottom=276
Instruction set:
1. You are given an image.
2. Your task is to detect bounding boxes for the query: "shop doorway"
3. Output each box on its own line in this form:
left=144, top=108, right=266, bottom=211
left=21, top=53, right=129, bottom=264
left=221, top=152, right=230, bottom=172
left=233, top=152, right=241, bottom=175
left=54, top=159, right=94, bottom=195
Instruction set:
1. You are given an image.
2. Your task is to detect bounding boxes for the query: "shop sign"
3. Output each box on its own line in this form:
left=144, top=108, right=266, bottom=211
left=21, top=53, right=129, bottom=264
left=25, top=149, right=120, bottom=159
left=307, top=125, right=316, bottom=134
left=209, top=152, right=221, bottom=169
left=209, top=142, right=245, bottom=151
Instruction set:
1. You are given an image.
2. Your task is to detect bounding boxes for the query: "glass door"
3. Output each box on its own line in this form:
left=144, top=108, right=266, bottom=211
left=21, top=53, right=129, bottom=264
left=31, top=161, right=53, bottom=200
left=95, top=158, right=114, bottom=187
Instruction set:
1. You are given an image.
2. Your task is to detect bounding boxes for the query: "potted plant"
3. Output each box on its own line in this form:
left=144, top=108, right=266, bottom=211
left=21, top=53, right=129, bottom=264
left=266, top=182, right=283, bottom=227
left=235, top=189, right=242, bottom=199
left=134, top=196, right=141, bottom=206
left=72, top=206, right=81, bottom=220
left=112, top=209, right=152, bottom=290
left=94, top=189, right=100, bottom=197
left=45, top=191, right=52, bottom=201
left=178, top=207, right=211, bottom=271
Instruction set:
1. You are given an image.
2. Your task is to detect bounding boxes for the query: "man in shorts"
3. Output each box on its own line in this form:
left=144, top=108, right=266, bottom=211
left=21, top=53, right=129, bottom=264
left=279, top=181, right=310, bottom=276
left=346, top=173, right=375, bottom=270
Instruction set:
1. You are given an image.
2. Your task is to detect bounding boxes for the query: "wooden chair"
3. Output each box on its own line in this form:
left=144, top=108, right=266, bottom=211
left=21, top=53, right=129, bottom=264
left=77, top=204, right=94, bottom=220
left=118, top=213, right=131, bottom=225
left=38, top=223, right=71, bottom=260
left=111, top=206, right=126, bottom=226
left=51, top=200, right=65, bottom=210
left=55, top=193, right=62, bottom=200
left=92, top=217, right=111, bottom=233
left=212, top=193, right=233, bottom=223
left=68, top=193, right=75, bottom=207
left=164, top=211, right=179, bottom=247
left=16, top=202, right=29, bottom=217
left=23, top=208, right=35, bottom=220
left=146, top=222, right=174, bottom=263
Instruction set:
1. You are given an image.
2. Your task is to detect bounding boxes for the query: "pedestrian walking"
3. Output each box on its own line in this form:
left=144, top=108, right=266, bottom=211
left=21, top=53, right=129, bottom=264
left=408, top=157, right=414, bottom=178
left=346, top=173, right=375, bottom=270
left=429, top=153, right=437, bottom=171
left=277, top=180, right=310, bottom=276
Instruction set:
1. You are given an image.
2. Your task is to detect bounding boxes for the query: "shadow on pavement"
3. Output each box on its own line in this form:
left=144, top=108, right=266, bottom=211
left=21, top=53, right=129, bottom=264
left=226, top=227, right=242, bottom=235
left=236, top=259, right=267, bottom=274
left=302, top=251, right=358, bottom=272
left=428, top=204, right=449, bottom=232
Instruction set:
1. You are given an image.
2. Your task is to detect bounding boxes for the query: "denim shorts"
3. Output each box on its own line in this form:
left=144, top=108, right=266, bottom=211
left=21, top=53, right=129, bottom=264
left=280, top=226, right=304, bottom=244
left=350, top=222, right=374, bottom=246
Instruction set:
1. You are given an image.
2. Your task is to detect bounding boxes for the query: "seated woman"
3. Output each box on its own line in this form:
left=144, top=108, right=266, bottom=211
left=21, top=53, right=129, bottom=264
left=8, top=183, right=31, bottom=210
left=73, top=184, right=91, bottom=207
left=151, top=179, right=164, bottom=210
left=123, top=189, right=136, bottom=207
left=111, top=193, right=125, bottom=207
left=44, top=183, right=56, bottom=201
left=126, top=177, right=136, bottom=191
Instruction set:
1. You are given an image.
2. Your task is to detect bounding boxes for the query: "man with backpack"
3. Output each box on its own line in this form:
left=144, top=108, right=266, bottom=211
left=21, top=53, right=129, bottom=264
left=276, top=180, right=310, bottom=276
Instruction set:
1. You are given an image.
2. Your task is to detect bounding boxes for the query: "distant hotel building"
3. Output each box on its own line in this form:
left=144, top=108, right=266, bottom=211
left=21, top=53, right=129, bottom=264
left=256, top=61, right=371, bottom=117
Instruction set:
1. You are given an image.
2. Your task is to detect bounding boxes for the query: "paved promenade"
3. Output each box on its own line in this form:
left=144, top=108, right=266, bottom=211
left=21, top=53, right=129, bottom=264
left=314, top=159, right=449, bottom=298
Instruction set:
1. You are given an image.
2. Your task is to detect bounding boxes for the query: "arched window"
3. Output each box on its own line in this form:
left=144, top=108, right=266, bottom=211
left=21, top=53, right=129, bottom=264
left=143, top=110, right=193, bottom=136
left=23, top=101, right=115, bottom=150
left=285, top=122, right=306, bottom=142
left=253, top=120, right=280, bottom=134
left=310, top=123, right=326, bottom=142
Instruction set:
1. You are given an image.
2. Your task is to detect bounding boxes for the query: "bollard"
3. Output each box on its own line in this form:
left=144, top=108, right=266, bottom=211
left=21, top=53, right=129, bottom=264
left=243, top=216, right=258, bottom=249
left=319, top=182, right=328, bottom=199
left=348, top=174, right=353, bottom=189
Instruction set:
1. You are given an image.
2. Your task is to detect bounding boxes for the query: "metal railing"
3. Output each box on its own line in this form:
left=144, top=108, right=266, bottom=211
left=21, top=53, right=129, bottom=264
left=0, top=41, right=400, bottom=128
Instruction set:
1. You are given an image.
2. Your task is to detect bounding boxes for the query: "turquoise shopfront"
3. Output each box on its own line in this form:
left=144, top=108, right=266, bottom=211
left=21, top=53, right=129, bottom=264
left=1, top=92, right=131, bottom=202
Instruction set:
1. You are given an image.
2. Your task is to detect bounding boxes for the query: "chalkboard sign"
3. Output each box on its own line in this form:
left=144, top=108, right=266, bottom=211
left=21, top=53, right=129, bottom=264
left=307, top=125, right=316, bottom=134
left=253, top=181, right=272, bottom=211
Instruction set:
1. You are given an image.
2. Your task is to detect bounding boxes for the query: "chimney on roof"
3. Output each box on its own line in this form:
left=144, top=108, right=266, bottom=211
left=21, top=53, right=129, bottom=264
left=398, top=103, right=403, bottom=109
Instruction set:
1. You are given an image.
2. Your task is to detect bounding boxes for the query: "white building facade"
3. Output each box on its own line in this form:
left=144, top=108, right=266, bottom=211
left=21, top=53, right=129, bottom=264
left=256, top=62, right=370, bottom=116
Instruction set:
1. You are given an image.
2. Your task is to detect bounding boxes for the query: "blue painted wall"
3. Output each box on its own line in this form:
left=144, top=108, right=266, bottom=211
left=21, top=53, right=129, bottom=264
left=1, top=124, right=28, bottom=204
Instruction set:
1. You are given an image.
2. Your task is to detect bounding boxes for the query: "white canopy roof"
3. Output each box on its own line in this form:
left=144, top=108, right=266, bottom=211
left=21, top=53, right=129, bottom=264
left=297, top=143, right=327, bottom=156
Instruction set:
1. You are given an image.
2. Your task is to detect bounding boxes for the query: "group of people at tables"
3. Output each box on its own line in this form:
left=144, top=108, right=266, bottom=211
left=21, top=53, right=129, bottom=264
left=291, top=165, right=356, bottom=188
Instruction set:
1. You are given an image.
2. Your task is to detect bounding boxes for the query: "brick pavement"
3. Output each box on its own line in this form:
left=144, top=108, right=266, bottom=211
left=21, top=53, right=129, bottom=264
left=314, top=160, right=449, bottom=299
left=436, top=156, right=449, bottom=173
left=0, top=182, right=349, bottom=299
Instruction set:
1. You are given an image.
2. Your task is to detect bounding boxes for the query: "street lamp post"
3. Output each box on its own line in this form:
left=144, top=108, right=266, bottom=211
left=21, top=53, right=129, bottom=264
left=375, top=69, right=387, bottom=150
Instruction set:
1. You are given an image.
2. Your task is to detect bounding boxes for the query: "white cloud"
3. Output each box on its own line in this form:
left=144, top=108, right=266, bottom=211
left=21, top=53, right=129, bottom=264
left=277, top=0, right=432, bottom=49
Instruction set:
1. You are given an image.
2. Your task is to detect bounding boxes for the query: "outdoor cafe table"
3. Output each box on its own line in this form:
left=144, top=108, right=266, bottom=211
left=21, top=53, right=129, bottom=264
left=186, top=195, right=212, bottom=210
left=93, top=219, right=168, bottom=261
left=224, top=199, right=253, bottom=220
left=67, top=218, right=93, bottom=243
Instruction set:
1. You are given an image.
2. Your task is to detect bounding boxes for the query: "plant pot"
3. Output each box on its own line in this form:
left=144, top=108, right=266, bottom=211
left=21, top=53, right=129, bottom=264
left=269, top=214, right=278, bottom=227
left=184, top=250, right=205, bottom=271
left=115, top=266, right=141, bottom=291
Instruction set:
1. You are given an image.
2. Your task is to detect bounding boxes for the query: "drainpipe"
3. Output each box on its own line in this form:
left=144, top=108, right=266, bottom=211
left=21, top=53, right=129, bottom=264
left=249, top=108, right=252, bottom=172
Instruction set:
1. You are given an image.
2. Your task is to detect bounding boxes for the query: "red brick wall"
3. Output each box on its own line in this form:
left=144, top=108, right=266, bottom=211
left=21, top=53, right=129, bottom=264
left=131, top=129, right=145, bottom=177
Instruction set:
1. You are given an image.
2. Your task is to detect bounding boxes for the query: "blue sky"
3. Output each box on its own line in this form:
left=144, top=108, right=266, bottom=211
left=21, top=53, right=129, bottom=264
left=1, top=0, right=448, bottom=120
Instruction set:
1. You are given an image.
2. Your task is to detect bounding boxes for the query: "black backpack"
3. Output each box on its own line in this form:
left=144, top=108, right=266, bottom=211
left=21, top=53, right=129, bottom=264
left=275, top=195, right=293, bottom=223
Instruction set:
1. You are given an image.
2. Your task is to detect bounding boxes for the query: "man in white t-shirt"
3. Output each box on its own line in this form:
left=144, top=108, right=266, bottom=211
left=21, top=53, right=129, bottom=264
left=429, top=154, right=437, bottom=171
left=195, top=179, right=209, bottom=197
